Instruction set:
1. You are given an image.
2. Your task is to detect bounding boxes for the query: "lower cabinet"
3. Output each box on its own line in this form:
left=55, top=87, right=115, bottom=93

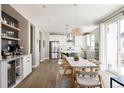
left=0, top=54, right=32, bottom=88
left=22, top=54, right=32, bottom=79
left=0, top=61, right=8, bottom=88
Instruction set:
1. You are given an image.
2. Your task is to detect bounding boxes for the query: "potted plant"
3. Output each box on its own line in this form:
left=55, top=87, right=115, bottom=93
left=74, top=56, right=79, bottom=61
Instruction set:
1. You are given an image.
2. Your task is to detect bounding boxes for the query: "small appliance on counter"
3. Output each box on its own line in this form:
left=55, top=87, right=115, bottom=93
left=1, top=44, right=23, bottom=59
left=2, top=50, right=12, bottom=58
left=14, top=44, right=23, bottom=55
left=7, top=44, right=23, bottom=55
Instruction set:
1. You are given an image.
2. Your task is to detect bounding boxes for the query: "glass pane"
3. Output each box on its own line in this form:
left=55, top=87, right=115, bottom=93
left=87, top=35, right=90, bottom=46
left=106, top=22, right=118, bottom=73
left=75, top=36, right=83, bottom=47
left=119, top=19, right=124, bottom=75
left=120, top=19, right=124, bottom=34
left=91, top=35, right=95, bottom=41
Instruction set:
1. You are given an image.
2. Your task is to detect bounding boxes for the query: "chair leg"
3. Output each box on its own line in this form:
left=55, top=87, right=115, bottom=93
left=59, top=74, right=64, bottom=86
left=98, top=84, right=102, bottom=88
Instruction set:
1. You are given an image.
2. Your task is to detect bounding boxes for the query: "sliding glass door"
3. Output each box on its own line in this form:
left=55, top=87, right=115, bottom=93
left=106, top=21, right=118, bottom=74
left=106, top=16, right=124, bottom=75
left=119, top=19, right=124, bottom=75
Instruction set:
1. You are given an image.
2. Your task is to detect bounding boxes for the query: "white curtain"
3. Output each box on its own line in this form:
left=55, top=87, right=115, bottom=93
left=99, top=23, right=106, bottom=70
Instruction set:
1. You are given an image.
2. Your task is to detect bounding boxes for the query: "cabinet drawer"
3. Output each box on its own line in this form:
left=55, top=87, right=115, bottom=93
left=23, top=55, right=31, bottom=61
left=22, top=54, right=32, bottom=78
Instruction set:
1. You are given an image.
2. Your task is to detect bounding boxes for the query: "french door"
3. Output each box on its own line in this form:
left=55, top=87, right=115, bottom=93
left=106, top=17, right=124, bottom=75
left=119, top=19, right=124, bottom=75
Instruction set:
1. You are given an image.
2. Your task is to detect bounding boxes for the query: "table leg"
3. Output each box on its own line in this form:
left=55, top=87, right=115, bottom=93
left=72, top=69, right=78, bottom=88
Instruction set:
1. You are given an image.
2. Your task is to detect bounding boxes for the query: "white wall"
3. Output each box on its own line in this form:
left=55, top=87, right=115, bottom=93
left=19, top=19, right=30, bottom=54
left=44, top=32, right=49, bottom=58
left=33, top=26, right=40, bottom=67
left=33, top=26, right=49, bottom=65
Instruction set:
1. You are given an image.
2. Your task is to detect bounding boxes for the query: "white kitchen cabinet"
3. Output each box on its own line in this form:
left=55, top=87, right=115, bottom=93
left=0, top=61, right=8, bottom=88
left=22, top=54, right=32, bottom=79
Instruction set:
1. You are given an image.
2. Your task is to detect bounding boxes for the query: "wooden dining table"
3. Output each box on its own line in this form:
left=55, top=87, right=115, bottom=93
left=65, top=57, right=98, bottom=69
left=65, top=57, right=99, bottom=87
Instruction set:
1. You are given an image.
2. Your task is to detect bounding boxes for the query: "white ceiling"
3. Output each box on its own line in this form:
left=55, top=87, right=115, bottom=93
left=10, top=4, right=123, bottom=34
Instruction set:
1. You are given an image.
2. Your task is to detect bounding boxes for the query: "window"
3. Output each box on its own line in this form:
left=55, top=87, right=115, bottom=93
left=86, top=34, right=90, bottom=46
left=120, top=19, right=124, bottom=51
left=91, top=35, right=95, bottom=49
left=75, top=36, right=83, bottom=47
left=86, top=34, right=95, bottom=49
left=106, top=21, right=118, bottom=73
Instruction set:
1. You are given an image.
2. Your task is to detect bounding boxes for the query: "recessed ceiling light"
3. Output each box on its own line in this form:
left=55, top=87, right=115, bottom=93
left=74, top=4, right=80, bottom=6
left=65, top=28, right=68, bottom=30
left=48, top=19, right=51, bottom=21
left=74, top=4, right=77, bottom=6
left=42, top=5, right=47, bottom=8
left=66, top=25, right=69, bottom=27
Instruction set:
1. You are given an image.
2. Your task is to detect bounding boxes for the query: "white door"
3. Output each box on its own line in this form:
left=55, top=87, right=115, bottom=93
left=106, top=21, right=118, bottom=74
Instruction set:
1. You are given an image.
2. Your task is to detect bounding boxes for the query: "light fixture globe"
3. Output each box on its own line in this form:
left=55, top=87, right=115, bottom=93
left=71, top=27, right=82, bottom=36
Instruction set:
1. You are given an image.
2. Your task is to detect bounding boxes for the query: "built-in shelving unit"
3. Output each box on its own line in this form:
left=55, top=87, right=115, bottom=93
left=1, top=9, right=21, bottom=88
left=0, top=4, right=32, bottom=88
left=2, top=36, right=20, bottom=41
left=1, top=22, right=21, bottom=32
left=1, top=11, right=20, bottom=53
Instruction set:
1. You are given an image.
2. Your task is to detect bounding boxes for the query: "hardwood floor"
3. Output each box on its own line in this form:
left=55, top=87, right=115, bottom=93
left=16, top=59, right=59, bottom=88
left=16, top=59, right=124, bottom=88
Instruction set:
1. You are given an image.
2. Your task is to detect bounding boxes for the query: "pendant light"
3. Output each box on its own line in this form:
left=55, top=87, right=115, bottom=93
left=71, top=4, right=82, bottom=36
left=71, top=27, right=82, bottom=36
left=66, top=29, right=74, bottom=42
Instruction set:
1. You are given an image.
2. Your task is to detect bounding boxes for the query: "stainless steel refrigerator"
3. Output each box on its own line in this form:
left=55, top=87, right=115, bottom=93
left=49, top=41, right=60, bottom=59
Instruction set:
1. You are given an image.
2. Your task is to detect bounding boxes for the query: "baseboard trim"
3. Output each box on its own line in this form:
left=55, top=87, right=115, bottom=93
left=32, top=63, right=39, bottom=68
left=40, top=57, right=49, bottom=62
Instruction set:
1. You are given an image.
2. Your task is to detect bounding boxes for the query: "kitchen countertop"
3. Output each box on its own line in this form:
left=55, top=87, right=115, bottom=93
left=0, top=54, right=25, bottom=62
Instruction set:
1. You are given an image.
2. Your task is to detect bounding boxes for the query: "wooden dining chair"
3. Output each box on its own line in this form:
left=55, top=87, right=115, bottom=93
left=75, top=71, right=104, bottom=88
left=58, top=60, right=73, bottom=82
left=89, top=59, right=101, bottom=72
